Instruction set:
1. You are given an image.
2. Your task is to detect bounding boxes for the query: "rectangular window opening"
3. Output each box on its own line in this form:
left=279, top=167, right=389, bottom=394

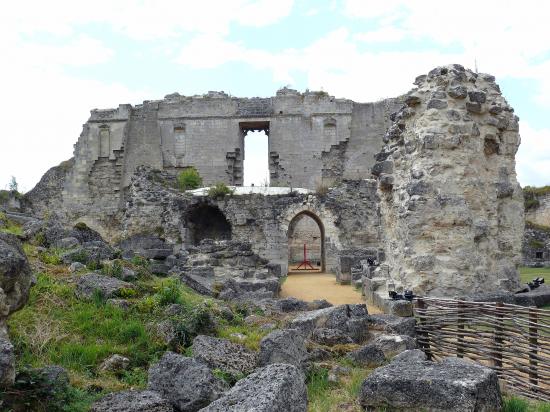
left=241, top=122, right=270, bottom=187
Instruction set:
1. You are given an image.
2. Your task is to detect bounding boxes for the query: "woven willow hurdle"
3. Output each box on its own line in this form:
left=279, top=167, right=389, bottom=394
left=414, top=297, right=550, bottom=402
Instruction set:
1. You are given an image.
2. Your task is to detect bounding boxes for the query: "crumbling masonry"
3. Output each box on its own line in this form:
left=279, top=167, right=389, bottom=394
left=24, top=64, right=524, bottom=298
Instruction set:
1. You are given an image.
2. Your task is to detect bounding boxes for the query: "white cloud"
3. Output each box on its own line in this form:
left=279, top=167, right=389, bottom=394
left=516, top=122, right=550, bottom=187
left=0, top=0, right=294, bottom=40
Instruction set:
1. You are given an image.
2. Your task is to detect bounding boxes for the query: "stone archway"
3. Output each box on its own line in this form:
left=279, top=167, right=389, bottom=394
left=287, top=210, right=325, bottom=272
left=185, top=203, right=232, bottom=245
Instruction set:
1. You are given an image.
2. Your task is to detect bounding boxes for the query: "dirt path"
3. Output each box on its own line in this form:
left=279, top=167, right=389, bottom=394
left=280, top=271, right=381, bottom=313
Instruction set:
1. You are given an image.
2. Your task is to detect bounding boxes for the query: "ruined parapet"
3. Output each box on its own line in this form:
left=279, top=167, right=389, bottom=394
left=373, top=64, right=524, bottom=297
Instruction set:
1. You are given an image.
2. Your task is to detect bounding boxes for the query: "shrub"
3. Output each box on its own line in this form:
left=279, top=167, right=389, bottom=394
left=155, top=278, right=182, bottom=306
left=315, top=181, right=330, bottom=196
left=176, top=167, right=202, bottom=191
left=38, top=249, right=63, bottom=265
left=131, top=255, right=149, bottom=268
left=101, top=260, right=123, bottom=278
left=73, top=222, right=89, bottom=231
left=208, top=182, right=234, bottom=199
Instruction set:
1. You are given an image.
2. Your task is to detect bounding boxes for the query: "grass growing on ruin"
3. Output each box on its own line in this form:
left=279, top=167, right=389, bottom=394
left=519, top=266, right=550, bottom=284
left=502, top=396, right=550, bottom=412
left=306, top=362, right=371, bottom=412
left=0, top=211, right=23, bottom=236
left=6, top=245, right=272, bottom=411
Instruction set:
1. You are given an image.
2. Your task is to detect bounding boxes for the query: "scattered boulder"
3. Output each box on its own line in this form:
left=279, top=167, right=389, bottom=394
left=14, top=365, right=70, bottom=397
left=258, top=329, right=308, bottom=369
left=54, top=236, right=80, bottom=249
left=117, top=235, right=172, bottom=259
left=61, top=241, right=116, bottom=265
left=359, top=356, right=502, bottom=411
left=148, top=352, right=226, bottom=412
left=290, top=304, right=369, bottom=343
left=365, top=314, right=416, bottom=337
left=75, top=274, right=133, bottom=300
left=393, top=349, right=427, bottom=363
left=69, top=261, right=86, bottom=272
left=346, top=344, right=386, bottom=368
left=0, top=233, right=33, bottom=387
left=0, top=338, right=15, bottom=387
left=310, top=328, right=353, bottom=346
left=121, top=267, right=137, bottom=281
left=91, top=390, right=173, bottom=412
left=370, top=334, right=418, bottom=358
left=99, top=354, right=130, bottom=372
left=106, top=298, right=131, bottom=311
left=192, top=335, right=258, bottom=377
left=200, top=363, right=307, bottom=412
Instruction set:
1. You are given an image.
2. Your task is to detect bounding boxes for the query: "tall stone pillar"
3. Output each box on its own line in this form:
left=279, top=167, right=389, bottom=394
left=373, top=64, right=524, bottom=297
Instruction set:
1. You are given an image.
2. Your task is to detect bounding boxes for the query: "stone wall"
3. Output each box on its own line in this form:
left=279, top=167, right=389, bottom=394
left=522, top=222, right=550, bottom=267
left=372, top=64, right=524, bottom=297
left=121, top=168, right=382, bottom=275
left=525, top=189, right=550, bottom=227
left=42, top=89, right=400, bottom=226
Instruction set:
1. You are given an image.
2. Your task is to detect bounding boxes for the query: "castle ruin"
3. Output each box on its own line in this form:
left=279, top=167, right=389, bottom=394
left=24, top=64, right=525, bottom=300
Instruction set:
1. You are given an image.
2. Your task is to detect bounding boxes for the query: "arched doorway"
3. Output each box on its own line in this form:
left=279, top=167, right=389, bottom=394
left=185, top=204, right=231, bottom=245
left=287, top=211, right=325, bottom=272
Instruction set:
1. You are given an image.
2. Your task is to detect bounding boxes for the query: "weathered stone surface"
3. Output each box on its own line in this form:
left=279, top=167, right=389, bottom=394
left=62, top=241, right=115, bottom=265
left=375, top=64, right=523, bottom=298
left=347, top=344, right=386, bottom=368
left=310, top=328, right=353, bottom=346
left=148, top=352, right=225, bottom=412
left=15, top=365, right=70, bottom=397
left=99, top=354, right=130, bottom=372
left=200, top=363, right=307, bottom=412
left=75, top=274, right=133, bottom=299
left=370, top=334, right=418, bottom=358
left=258, top=329, right=308, bottom=369
left=393, top=349, right=427, bottom=363
left=359, top=357, right=502, bottom=411
left=0, top=338, right=15, bottom=387
left=365, top=314, right=416, bottom=337
left=0, top=233, right=33, bottom=387
left=91, top=390, right=173, bottom=412
left=192, top=335, right=258, bottom=376
left=289, top=304, right=369, bottom=343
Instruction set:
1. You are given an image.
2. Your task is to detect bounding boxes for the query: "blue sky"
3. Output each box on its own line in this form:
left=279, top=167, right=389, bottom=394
left=1, top=0, right=549, bottom=190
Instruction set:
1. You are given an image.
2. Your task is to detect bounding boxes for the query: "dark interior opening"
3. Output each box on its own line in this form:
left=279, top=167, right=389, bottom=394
left=535, top=251, right=543, bottom=259
left=186, top=204, right=232, bottom=245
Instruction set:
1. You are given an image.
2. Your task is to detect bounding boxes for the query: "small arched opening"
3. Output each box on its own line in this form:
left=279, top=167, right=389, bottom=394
left=186, top=204, right=231, bottom=245
left=288, top=211, right=325, bottom=272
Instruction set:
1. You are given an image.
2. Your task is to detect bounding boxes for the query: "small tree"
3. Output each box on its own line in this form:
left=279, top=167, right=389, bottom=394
left=176, top=167, right=202, bottom=191
left=8, top=176, right=18, bottom=193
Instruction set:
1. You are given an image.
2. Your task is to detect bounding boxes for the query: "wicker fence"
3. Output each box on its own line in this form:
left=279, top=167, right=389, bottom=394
left=414, top=297, right=550, bottom=402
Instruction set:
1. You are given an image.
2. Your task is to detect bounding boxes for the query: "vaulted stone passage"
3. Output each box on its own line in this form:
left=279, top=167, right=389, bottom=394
left=288, top=211, right=324, bottom=272
left=186, top=204, right=232, bottom=245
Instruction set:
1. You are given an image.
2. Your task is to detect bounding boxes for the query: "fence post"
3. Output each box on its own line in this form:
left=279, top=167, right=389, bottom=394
left=529, top=307, right=538, bottom=392
left=492, top=302, right=503, bottom=371
left=457, top=300, right=465, bottom=358
left=416, top=298, right=432, bottom=360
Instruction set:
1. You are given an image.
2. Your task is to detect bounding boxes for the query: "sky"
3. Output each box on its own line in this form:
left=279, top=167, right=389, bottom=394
left=1, top=0, right=549, bottom=191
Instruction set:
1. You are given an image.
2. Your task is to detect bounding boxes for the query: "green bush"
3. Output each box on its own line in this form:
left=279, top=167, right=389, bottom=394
left=38, top=249, right=63, bottom=265
left=102, top=260, right=123, bottom=278
left=73, top=222, right=89, bottom=231
left=208, top=182, right=234, bottom=199
left=155, top=278, right=182, bottom=306
left=176, top=167, right=202, bottom=191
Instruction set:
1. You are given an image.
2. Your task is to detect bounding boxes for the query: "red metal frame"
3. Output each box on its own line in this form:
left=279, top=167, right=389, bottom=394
left=295, top=243, right=315, bottom=270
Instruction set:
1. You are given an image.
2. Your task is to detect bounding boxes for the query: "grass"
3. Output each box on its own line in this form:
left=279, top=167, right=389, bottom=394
left=5, top=249, right=232, bottom=411
left=0, top=212, right=23, bottom=236
left=503, top=395, right=550, bottom=412
left=306, top=362, right=371, bottom=412
left=519, top=266, right=550, bottom=284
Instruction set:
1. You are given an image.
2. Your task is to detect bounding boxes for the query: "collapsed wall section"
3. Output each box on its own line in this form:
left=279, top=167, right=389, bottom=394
left=372, top=64, right=524, bottom=297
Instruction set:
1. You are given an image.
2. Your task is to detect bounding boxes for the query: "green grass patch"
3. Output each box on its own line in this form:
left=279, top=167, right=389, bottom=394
left=503, top=395, right=550, bottom=412
left=519, top=266, right=550, bottom=284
